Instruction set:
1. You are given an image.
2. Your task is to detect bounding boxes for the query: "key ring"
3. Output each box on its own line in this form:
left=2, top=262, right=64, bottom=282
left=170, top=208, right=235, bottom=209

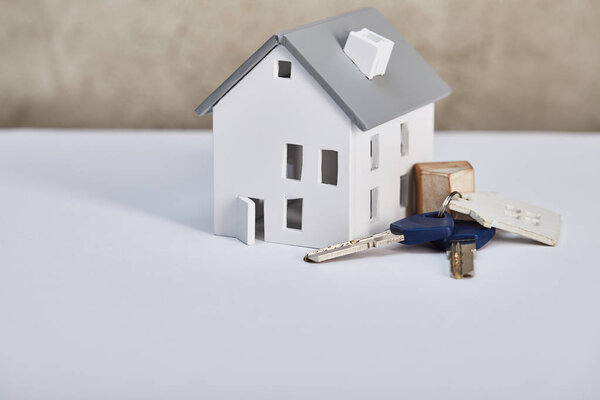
left=438, top=191, right=463, bottom=217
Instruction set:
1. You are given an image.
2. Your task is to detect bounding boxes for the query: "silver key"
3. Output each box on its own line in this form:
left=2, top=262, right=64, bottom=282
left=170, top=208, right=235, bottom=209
left=304, top=230, right=404, bottom=263
left=305, top=211, right=455, bottom=263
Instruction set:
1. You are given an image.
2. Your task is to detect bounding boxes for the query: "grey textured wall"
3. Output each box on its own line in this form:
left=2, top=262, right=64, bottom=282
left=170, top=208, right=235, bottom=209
left=1, top=0, right=598, bottom=131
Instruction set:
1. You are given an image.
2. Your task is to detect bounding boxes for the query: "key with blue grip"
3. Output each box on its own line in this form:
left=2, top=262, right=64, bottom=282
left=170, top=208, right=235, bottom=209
left=305, top=212, right=454, bottom=262
left=431, top=220, right=496, bottom=279
left=389, top=212, right=454, bottom=244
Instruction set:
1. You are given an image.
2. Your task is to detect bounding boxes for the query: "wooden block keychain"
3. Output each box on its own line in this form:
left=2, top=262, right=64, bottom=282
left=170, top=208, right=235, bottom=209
left=414, top=161, right=474, bottom=217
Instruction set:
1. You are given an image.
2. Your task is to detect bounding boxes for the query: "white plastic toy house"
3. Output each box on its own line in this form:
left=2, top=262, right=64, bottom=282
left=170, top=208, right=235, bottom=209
left=196, top=8, right=451, bottom=248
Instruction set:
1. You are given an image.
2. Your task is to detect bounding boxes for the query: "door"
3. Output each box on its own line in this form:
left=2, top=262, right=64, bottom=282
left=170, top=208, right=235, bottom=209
left=236, top=196, right=255, bottom=245
left=236, top=196, right=265, bottom=245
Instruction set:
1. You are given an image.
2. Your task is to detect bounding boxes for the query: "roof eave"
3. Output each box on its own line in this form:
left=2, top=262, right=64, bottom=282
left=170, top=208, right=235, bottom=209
left=194, top=35, right=280, bottom=116
left=357, top=87, right=452, bottom=131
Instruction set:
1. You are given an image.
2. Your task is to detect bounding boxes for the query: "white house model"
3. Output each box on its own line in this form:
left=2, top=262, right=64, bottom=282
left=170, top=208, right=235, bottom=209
left=196, top=8, right=451, bottom=248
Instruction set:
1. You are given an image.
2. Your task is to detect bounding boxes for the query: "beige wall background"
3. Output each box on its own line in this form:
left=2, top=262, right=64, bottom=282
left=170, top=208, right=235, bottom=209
left=1, top=0, right=598, bottom=131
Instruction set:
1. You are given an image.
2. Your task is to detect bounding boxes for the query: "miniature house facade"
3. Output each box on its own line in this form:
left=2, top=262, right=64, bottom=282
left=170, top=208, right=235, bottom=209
left=196, top=8, right=450, bottom=248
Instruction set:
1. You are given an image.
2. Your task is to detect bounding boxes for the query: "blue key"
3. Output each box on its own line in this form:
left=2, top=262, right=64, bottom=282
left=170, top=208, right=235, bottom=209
left=431, top=220, right=496, bottom=278
left=305, top=212, right=454, bottom=262
left=390, top=212, right=455, bottom=245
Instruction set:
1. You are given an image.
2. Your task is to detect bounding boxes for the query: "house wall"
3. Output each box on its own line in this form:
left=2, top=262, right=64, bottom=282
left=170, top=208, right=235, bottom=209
left=350, top=104, right=435, bottom=239
left=212, top=46, right=352, bottom=248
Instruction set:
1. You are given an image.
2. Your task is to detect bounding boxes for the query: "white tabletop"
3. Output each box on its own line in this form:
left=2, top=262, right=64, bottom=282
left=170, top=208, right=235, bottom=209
left=1, top=129, right=598, bottom=399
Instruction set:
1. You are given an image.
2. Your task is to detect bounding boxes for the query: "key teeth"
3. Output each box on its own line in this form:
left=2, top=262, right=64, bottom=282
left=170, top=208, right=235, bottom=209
left=304, top=230, right=404, bottom=263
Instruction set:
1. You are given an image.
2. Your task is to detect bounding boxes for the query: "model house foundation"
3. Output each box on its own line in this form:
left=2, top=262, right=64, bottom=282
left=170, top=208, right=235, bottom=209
left=196, top=7, right=451, bottom=248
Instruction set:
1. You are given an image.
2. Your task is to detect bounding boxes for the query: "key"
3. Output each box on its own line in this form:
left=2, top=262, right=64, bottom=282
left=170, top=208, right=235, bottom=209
left=446, top=192, right=561, bottom=246
left=304, top=212, right=454, bottom=263
left=431, top=220, right=496, bottom=279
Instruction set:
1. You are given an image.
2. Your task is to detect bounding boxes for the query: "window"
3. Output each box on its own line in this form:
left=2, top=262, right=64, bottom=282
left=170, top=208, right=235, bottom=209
left=370, top=134, right=379, bottom=170
left=400, top=173, right=409, bottom=207
left=277, top=60, right=291, bottom=78
left=370, top=188, right=378, bottom=221
left=286, top=198, right=303, bottom=230
left=321, top=150, right=338, bottom=185
left=286, top=144, right=303, bottom=180
left=401, top=123, right=409, bottom=156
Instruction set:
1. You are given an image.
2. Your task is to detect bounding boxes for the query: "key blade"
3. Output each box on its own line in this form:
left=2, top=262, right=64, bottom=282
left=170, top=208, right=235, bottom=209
left=449, top=240, right=476, bottom=279
left=304, top=241, right=370, bottom=263
left=305, top=230, right=405, bottom=263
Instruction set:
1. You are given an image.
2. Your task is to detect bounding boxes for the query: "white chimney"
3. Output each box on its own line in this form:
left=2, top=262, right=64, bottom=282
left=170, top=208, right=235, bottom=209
left=343, top=28, right=394, bottom=80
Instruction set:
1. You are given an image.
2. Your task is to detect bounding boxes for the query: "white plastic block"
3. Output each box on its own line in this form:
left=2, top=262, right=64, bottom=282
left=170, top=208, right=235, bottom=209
left=343, top=28, right=394, bottom=79
left=449, top=192, right=561, bottom=246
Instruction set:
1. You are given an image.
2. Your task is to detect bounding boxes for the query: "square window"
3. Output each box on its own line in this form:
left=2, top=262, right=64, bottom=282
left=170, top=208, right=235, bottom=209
left=370, top=187, right=378, bottom=221
left=401, top=123, right=409, bottom=156
left=286, top=198, right=302, bottom=230
left=277, top=60, right=291, bottom=78
left=286, top=144, right=302, bottom=180
left=400, top=173, right=409, bottom=207
left=370, top=134, right=379, bottom=171
left=321, top=150, right=338, bottom=185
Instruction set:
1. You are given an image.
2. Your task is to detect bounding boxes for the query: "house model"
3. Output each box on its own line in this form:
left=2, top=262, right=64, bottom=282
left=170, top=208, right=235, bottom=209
left=195, top=7, right=451, bottom=248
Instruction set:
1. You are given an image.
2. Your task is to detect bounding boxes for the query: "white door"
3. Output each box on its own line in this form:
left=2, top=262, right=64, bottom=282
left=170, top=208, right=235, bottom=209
left=236, top=196, right=255, bottom=245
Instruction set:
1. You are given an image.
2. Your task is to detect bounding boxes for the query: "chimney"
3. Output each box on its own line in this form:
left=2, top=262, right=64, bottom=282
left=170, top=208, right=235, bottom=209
left=343, top=28, right=394, bottom=80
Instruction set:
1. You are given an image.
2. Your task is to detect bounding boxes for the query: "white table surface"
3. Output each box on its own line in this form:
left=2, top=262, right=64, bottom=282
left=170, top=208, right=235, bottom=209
left=1, top=129, right=599, bottom=400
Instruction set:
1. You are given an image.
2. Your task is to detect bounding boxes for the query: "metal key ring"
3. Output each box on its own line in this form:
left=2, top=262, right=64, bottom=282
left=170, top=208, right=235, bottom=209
left=438, top=191, right=463, bottom=217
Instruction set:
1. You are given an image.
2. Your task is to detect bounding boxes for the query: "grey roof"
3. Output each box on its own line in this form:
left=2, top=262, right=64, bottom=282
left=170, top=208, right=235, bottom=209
left=195, top=7, right=451, bottom=131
